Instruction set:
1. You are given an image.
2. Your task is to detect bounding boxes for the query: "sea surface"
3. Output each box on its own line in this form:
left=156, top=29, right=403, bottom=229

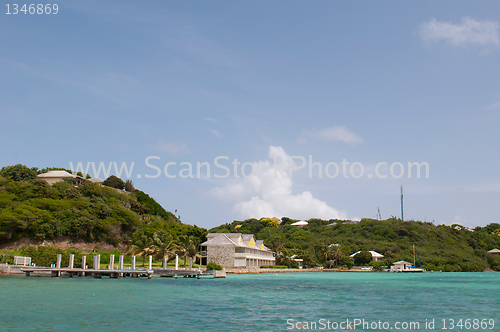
left=1, top=272, right=499, bottom=331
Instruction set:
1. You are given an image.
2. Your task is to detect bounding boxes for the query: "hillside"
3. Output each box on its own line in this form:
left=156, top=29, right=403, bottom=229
left=0, top=165, right=207, bottom=249
left=209, top=217, right=500, bottom=272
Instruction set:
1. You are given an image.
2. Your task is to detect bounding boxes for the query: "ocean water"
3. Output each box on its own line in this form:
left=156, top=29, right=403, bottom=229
left=1, top=272, right=499, bottom=331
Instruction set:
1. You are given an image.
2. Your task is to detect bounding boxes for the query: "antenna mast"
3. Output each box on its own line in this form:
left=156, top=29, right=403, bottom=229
left=400, top=185, right=404, bottom=221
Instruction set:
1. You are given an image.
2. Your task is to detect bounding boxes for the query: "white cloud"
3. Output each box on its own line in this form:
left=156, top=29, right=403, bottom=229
left=204, top=117, right=219, bottom=123
left=147, top=139, right=189, bottom=155
left=209, top=146, right=347, bottom=220
left=419, top=17, right=499, bottom=48
left=298, top=126, right=363, bottom=145
left=211, top=130, right=223, bottom=138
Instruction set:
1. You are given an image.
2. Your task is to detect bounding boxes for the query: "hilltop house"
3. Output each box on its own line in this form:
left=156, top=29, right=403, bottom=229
left=487, top=249, right=500, bottom=257
left=37, top=170, right=85, bottom=186
left=200, top=233, right=275, bottom=268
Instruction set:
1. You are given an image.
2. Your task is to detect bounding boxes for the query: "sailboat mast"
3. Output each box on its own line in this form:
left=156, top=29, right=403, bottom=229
left=413, top=244, right=415, bottom=267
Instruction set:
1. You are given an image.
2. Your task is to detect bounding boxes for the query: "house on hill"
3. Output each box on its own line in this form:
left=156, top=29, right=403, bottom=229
left=200, top=233, right=275, bottom=268
left=37, top=170, right=85, bottom=186
left=349, top=250, right=385, bottom=262
left=487, top=249, right=500, bottom=257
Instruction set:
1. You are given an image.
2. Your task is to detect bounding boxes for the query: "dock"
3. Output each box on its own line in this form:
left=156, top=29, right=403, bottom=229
left=18, top=253, right=225, bottom=279
left=155, top=269, right=226, bottom=279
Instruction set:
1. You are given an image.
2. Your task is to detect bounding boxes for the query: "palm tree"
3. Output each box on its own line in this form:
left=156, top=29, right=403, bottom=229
left=325, top=245, right=344, bottom=268
left=178, top=235, right=198, bottom=268
left=152, top=231, right=178, bottom=269
left=127, top=231, right=154, bottom=267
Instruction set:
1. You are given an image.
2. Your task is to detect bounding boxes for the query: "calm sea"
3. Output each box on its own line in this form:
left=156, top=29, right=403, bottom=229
left=1, top=272, right=499, bottom=331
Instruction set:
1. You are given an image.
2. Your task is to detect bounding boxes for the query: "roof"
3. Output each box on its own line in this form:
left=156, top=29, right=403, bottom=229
left=291, top=221, right=308, bottom=226
left=38, top=170, right=75, bottom=178
left=201, top=233, right=271, bottom=252
left=392, top=260, right=412, bottom=265
left=200, top=233, right=238, bottom=246
left=349, top=250, right=384, bottom=258
left=487, top=248, right=500, bottom=253
left=89, top=177, right=104, bottom=183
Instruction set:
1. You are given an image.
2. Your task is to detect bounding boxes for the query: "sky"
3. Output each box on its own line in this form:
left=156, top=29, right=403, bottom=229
left=1, top=1, right=500, bottom=229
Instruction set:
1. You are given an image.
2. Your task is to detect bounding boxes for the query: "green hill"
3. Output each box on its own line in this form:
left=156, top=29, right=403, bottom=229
left=209, top=217, right=500, bottom=272
left=0, top=165, right=207, bottom=247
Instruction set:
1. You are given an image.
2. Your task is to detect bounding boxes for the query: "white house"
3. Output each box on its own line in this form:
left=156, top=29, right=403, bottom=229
left=290, top=220, right=308, bottom=228
left=200, top=233, right=275, bottom=268
left=38, top=170, right=85, bottom=186
left=349, top=250, right=385, bottom=262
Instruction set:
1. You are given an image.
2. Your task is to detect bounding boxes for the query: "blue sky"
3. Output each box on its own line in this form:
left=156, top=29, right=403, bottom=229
left=2, top=1, right=500, bottom=228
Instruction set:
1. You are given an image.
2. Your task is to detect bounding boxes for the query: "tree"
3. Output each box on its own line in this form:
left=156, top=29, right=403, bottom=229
left=353, top=251, right=372, bottom=265
left=178, top=235, right=197, bottom=268
left=103, top=175, right=125, bottom=190
left=325, top=245, right=344, bottom=268
left=125, top=179, right=134, bottom=192
left=127, top=231, right=154, bottom=267
left=152, top=231, right=178, bottom=268
left=339, top=256, right=354, bottom=269
left=0, top=164, right=37, bottom=182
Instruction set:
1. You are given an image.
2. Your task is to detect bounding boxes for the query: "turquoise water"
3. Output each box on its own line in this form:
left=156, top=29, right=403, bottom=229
left=1, top=272, right=499, bottom=331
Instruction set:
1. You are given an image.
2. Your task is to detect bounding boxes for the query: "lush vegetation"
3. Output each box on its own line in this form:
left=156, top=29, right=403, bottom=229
left=210, top=217, right=500, bottom=272
left=206, top=262, right=223, bottom=271
left=0, top=165, right=208, bottom=251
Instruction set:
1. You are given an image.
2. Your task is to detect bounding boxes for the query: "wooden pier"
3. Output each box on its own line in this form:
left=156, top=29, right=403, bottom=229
left=19, top=253, right=226, bottom=279
left=155, top=269, right=226, bottom=279
left=20, top=267, right=153, bottom=278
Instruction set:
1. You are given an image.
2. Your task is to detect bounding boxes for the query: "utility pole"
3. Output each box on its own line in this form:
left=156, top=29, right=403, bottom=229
left=400, top=185, right=404, bottom=221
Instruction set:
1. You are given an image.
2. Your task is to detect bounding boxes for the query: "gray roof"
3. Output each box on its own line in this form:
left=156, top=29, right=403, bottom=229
left=201, top=233, right=238, bottom=246
left=392, top=260, right=412, bottom=265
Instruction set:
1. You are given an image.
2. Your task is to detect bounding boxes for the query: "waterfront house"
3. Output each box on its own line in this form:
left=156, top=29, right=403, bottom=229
left=349, top=250, right=385, bottom=262
left=38, top=170, right=85, bottom=186
left=390, top=260, right=413, bottom=272
left=200, top=233, right=275, bottom=268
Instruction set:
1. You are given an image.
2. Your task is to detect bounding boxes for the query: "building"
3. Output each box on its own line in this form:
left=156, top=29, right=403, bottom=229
left=290, top=220, right=308, bottom=228
left=88, top=177, right=104, bottom=185
left=349, top=250, right=385, bottom=262
left=37, top=170, right=85, bottom=186
left=487, top=249, right=500, bottom=257
left=200, top=233, right=275, bottom=268
left=390, top=260, right=413, bottom=272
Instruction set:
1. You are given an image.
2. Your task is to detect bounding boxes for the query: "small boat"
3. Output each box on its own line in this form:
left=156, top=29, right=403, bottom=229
left=391, top=244, right=425, bottom=273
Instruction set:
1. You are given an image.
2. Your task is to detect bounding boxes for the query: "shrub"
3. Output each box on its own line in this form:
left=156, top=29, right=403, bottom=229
left=353, top=251, right=372, bottom=265
left=260, top=265, right=288, bottom=269
left=207, top=262, right=223, bottom=270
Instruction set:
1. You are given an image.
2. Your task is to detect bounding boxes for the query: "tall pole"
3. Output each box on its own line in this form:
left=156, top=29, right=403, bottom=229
left=400, top=185, right=404, bottom=221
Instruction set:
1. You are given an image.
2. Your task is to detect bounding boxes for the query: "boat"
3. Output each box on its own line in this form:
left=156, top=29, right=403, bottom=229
left=390, top=244, right=425, bottom=273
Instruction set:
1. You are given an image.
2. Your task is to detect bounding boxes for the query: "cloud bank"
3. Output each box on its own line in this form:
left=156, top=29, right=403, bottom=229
left=419, top=17, right=499, bottom=48
left=210, top=146, right=347, bottom=220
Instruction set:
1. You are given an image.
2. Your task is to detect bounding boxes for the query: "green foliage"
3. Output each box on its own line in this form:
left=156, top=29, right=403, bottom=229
left=353, top=251, right=372, bottom=265
left=0, top=167, right=207, bottom=247
left=132, top=190, right=177, bottom=222
left=260, top=265, right=289, bottom=269
left=208, top=217, right=500, bottom=272
left=103, top=175, right=125, bottom=190
left=339, top=256, right=354, bottom=269
left=125, top=180, right=134, bottom=192
left=207, top=262, right=223, bottom=270
left=0, top=164, right=37, bottom=182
